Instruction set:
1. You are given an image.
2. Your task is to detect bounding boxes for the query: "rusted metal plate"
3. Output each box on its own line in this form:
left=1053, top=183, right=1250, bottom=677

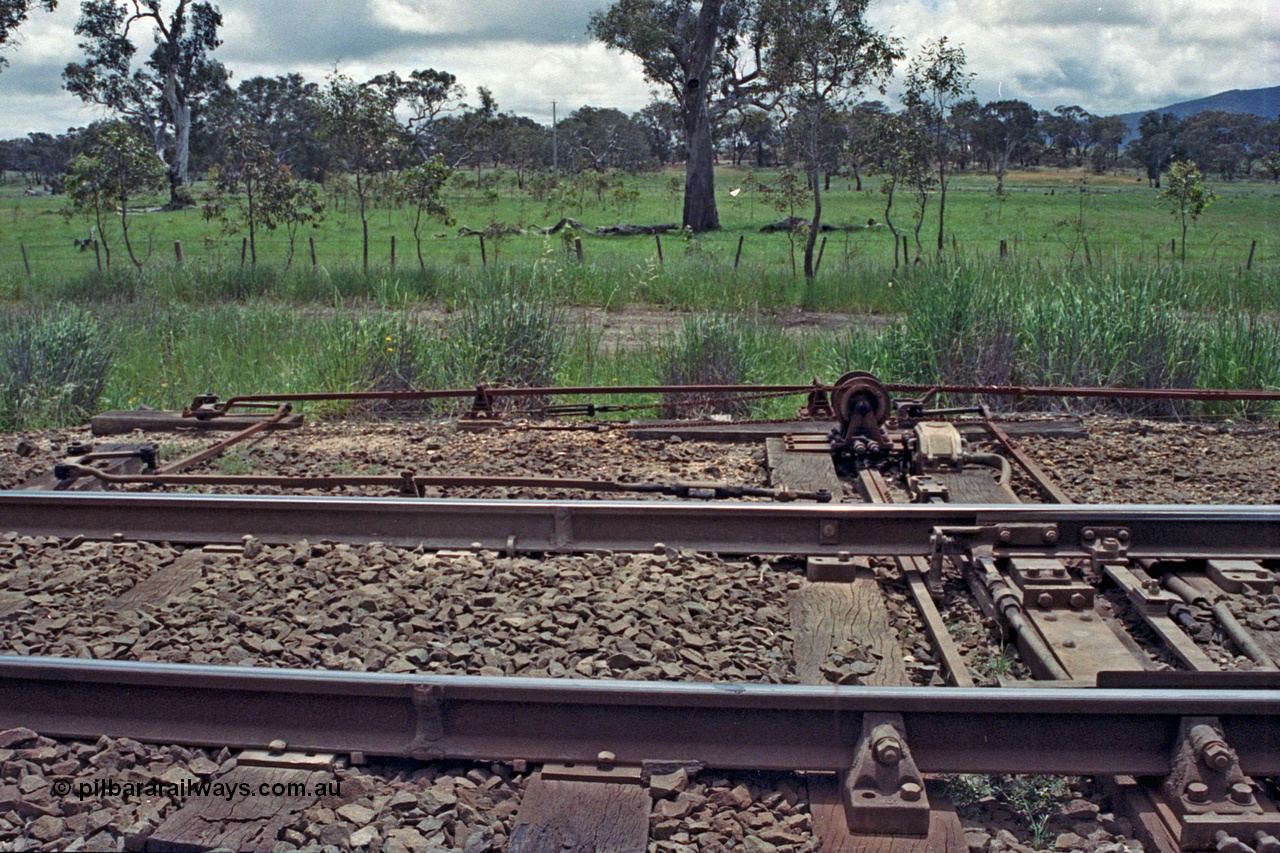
left=3, top=656, right=1278, bottom=777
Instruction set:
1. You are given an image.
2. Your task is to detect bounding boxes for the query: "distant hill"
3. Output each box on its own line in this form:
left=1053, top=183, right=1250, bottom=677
left=1118, top=85, right=1280, bottom=134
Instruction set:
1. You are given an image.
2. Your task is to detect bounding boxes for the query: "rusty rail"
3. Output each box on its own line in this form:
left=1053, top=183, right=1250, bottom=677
left=3, top=493, right=1280, bottom=560
left=1, top=656, right=1276, bottom=776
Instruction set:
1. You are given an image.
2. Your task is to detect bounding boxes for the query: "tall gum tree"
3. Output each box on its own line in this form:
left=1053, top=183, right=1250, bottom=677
left=64, top=0, right=227, bottom=208
left=903, top=36, right=971, bottom=255
left=590, top=0, right=755, bottom=231
left=757, top=0, right=900, bottom=277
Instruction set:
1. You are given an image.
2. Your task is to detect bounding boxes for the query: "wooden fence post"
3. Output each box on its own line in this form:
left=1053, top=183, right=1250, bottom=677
left=735, top=235, right=744, bottom=270
left=1083, top=236, right=1091, bottom=266
left=390, top=235, right=396, bottom=269
left=93, top=240, right=102, bottom=272
left=814, top=236, right=827, bottom=275
left=654, top=234, right=663, bottom=263
left=999, top=239, right=1007, bottom=259
left=240, top=238, right=248, bottom=268
left=574, top=237, right=584, bottom=262
left=1247, top=240, right=1256, bottom=271
left=309, top=236, right=317, bottom=267
left=174, top=240, right=185, bottom=266
left=902, top=236, right=909, bottom=266
left=479, top=235, right=487, bottom=268
left=20, top=243, right=31, bottom=277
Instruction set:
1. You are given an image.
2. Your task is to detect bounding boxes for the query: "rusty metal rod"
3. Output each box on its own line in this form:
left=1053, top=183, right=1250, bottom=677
left=2, top=656, right=1277, bottom=775
left=186, top=381, right=1280, bottom=419
left=986, top=419, right=1074, bottom=505
left=1212, top=602, right=1279, bottom=671
left=159, top=404, right=292, bottom=475
left=889, top=382, right=1280, bottom=403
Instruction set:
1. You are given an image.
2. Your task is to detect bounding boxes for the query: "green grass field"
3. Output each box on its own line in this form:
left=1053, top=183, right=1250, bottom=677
left=2, top=165, right=1276, bottom=308
left=0, top=164, right=1277, bottom=430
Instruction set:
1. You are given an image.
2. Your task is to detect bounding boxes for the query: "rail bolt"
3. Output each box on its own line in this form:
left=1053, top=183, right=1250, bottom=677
left=1037, top=593, right=1054, bottom=609
left=1117, top=529, right=1131, bottom=544
left=1081, top=528, right=1096, bottom=543
left=1042, top=526, right=1058, bottom=545
left=1070, top=593, right=1088, bottom=610
left=873, top=735, right=903, bottom=766
left=998, top=528, right=1013, bottom=544
left=1185, top=782, right=1211, bottom=804
left=1229, top=783, right=1255, bottom=806
left=597, top=750, right=617, bottom=770
left=1202, top=741, right=1234, bottom=771
left=900, top=781, right=923, bottom=802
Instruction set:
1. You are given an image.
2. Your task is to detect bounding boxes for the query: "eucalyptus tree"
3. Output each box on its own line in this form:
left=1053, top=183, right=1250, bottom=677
left=63, top=0, right=227, bottom=207
left=65, top=120, right=165, bottom=268
left=318, top=72, right=402, bottom=271
left=903, top=36, right=972, bottom=254
left=756, top=0, right=900, bottom=277
left=589, top=0, right=756, bottom=231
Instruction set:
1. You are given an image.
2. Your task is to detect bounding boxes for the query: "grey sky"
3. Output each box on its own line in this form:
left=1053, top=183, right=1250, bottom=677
left=0, top=0, right=1276, bottom=138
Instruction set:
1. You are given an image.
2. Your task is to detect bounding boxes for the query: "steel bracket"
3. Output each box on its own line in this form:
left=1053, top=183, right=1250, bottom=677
left=1008, top=557, right=1094, bottom=611
left=1105, top=564, right=1183, bottom=617
left=908, top=476, right=950, bottom=504
left=843, top=712, right=931, bottom=835
left=799, top=378, right=835, bottom=420
left=460, top=383, right=501, bottom=421
left=1081, top=526, right=1130, bottom=572
left=1154, top=717, right=1280, bottom=851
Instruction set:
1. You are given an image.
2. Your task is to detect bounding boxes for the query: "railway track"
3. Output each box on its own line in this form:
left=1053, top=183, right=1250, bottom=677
left=1, top=373, right=1278, bottom=853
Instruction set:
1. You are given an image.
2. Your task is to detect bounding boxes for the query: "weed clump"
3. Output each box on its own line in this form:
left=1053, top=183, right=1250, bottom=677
left=655, top=313, right=764, bottom=419
left=443, top=274, right=568, bottom=406
left=0, top=309, right=113, bottom=430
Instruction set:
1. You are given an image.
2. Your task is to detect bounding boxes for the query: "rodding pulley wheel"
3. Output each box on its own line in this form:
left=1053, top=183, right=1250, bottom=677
left=831, top=371, right=891, bottom=439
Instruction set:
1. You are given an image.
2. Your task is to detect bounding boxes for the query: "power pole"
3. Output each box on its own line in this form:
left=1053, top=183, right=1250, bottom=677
left=552, top=100, right=558, bottom=175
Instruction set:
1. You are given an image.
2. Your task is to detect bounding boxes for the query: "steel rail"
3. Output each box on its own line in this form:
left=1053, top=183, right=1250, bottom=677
left=2, top=657, right=1276, bottom=776
left=3, top=493, right=1280, bottom=559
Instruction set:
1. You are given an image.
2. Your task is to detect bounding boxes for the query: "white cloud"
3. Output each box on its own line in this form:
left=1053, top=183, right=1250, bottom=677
left=0, top=0, right=1275, bottom=138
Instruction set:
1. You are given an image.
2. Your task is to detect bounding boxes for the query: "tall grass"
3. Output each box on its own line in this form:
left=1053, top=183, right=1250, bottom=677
left=3, top=271, right=1277, bottom=430
left=0, top=309, right=113, bottom=430
left=1, top=252, right=1273, bottom=318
